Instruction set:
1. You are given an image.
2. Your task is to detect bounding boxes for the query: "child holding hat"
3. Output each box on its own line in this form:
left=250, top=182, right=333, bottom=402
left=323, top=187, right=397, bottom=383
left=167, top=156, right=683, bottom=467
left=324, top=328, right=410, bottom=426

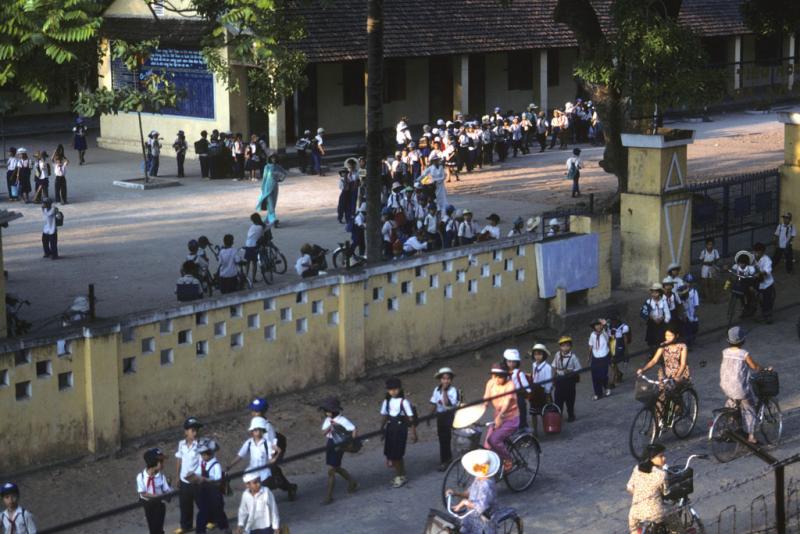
left=553, top=336, right=581, bottom=422
left=429, top=367, right=460, bottom=470
left=444, top=449, right=501, bottom=534
left=380, top=377, right=418, bottom=488
left=320, top=397, right=359, bottom=504
left=136, top=447, right=171, bottom=534
left=529, top=344, right=554, bottom=436
left=503, top=349, right=530, bottom=430
left=237, top=473, right=280, bottom=534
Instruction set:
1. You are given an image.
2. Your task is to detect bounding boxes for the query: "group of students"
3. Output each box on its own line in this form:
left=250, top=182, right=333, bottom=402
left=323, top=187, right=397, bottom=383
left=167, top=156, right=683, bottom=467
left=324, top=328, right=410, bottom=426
left=191, top=130, right=276, bottom=181
left=5, top=146, right=69, bottom=205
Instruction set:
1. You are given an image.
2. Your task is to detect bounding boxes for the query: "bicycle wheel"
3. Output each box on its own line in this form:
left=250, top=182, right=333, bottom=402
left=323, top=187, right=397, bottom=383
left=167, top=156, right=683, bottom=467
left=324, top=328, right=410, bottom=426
left=709, top=409, right=741, bottom=463
left=503, top=434, right=540, bottom=492
left=332, top=248, right=344, bottom=270
left=759, top=398, right=783, bottom=445
left=441, top=455, right=470, bottom=508
left=629, top=407, right=657, bottom=460
left=500, top=517, right=523, bottom=534
left=672, top=387, right=699, bottom=439
left=260, top=249, right=274, bottom=285
left=271, top=245, right=288, bottom=274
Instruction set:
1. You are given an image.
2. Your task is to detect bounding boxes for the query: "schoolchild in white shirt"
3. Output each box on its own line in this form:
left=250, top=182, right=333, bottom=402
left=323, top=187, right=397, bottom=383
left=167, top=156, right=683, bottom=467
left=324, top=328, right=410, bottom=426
left=644, top=283, right=671, bottom=352
left=319, top=397, right=359, bottom=504
left=442, top=205, right=458, bottom=249
left=698, top=238, right=720, bottom=303
left=228, top=417, right=278, bottom=491
left=588, top=319, right=611, bottom=400
left=191, top=439, right=228, bottom=533
left=552, top=336, right=581, bottom=422
left=175, top=416, right=203, bottom=534
left=381, top=377, right=418, bottom=488
left=608, top=315, right=631, bottom=389
left=529, top=344, right=554, bottom=436
left=5, top=148, right=18, bottom=200
left=237, top=473, right=280, bottom=534
left=457, top=209, right=479, bottom=245
left=429, top=368, right=460, bottom=470
left=773, top=212, right=796, bottom=273
left=503, top=349, right=531, bottom=430
left=246, top=397, right=297, bottom=501
left=683, top=274, right=700, bottom=346
left=479, top=213, right=501, bottom=241
left=1, top=482, right=36, bottom=534
left=137, top=448, right=172, bottom=534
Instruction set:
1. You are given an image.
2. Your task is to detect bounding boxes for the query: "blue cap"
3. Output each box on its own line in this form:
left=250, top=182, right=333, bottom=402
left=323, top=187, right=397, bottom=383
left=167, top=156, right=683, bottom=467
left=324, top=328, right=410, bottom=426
left=248, top=397, right=269, bottom=412
left=1, top=482, right=19, bottom=496
left=684, top=273, right=695, bottom=283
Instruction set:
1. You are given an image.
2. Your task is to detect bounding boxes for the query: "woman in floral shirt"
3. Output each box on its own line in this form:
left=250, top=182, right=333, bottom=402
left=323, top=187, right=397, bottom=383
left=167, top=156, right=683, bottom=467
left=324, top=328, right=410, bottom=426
left=627, top=444, right=668, bottom=533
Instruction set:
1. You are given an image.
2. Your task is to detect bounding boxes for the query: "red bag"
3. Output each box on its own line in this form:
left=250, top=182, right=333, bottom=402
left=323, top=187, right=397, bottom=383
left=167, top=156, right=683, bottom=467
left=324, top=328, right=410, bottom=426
left=543, top=404, right=562, bottom=435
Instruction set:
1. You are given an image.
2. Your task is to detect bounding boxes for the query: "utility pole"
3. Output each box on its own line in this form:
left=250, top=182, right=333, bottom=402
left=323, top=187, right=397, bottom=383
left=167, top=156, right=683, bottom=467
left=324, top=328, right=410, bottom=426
left=364, top=0, right=384, bottom=263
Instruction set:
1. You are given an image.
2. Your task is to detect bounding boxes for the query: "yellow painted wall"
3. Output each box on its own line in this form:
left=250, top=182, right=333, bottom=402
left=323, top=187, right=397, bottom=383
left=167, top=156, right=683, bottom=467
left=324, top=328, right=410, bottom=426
left=0, top=230, right=613, bottom=471
left=780, top=121, right=800, bottom=223
left=484, top=53, right=537, bottom=114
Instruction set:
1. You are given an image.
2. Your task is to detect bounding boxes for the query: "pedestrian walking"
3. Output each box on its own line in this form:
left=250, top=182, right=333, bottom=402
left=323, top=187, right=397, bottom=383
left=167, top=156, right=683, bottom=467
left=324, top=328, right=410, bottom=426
left=227, top=417, right=279, bottom=492
left=136, top=448, right=172, bottom=534
left=195, top=130, right=210, bottom=178
left=608, top=315, right=631, bottom=388
left=73, top=117, right=88, bottom=165
left=175, top=416, right=203, bottom=534
left=33, top=151, right=50, bottom=203
left=41, top=199, right=59, bottom=260
left=245, top=397, right=297, bottom=501
left=588, top=318, right=611, bottom=400
left=295, top=130, right=312, bottom=174
left=753, top=242, right=775, bottom=323
left=380, top=377, right=418, bottom=488
left=236, top=473, right=280, bottom=534
left=529, top=344, right=553, bottom=436
left=173, top=131, right=188, bottom=178
left=1, top=482, right=37, bottom=534
left=457, top=209, right=479, bottom=245
left=244, top=213, right=265, bottom=285
left=15, top=148, right=32, bottom=203
left=643, top=283, right=670, bottom=354
left=53, top=154, right=69, bottom=204
left=256, top=154, right=287, bottom=227
left=566, top=148, right=582, bottom=198
left=319, top=397, right=359, bottom=504
left=773, top=212, right=795, bottom=273
left=429, top=367, right=459, bottom=471
left=698, top=238, right=720, bottom=303
left=552, top=336, right=580, bottom=422
left=311, top=128, right=325, bottom=176
left=192, top=439, right=229, bottom=534
left=683, top=274, right=700, bottom=346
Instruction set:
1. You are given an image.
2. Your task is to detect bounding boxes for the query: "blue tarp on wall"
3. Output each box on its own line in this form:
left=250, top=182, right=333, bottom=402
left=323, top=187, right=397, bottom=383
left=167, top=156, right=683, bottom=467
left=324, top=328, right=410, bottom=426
left=534, top=234, right=599, bottom=298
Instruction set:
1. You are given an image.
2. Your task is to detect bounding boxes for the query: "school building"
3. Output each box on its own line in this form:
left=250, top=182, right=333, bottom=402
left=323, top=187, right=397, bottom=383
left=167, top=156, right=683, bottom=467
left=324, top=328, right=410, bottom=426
left=96, top=0, right=798, bottom=155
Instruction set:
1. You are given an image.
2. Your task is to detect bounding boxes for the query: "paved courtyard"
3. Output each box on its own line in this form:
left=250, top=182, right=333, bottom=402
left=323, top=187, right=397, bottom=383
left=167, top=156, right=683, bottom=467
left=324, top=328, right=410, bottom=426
left=0, top=111, right=786, bottom=330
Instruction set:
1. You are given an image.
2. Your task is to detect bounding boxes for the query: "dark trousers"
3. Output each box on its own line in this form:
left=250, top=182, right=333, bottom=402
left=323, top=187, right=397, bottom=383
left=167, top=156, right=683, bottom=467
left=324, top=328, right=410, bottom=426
left=179, top=481, right=199, bottom=530
left=759, top=284, right=776, bottom=319
left=311, top=151, right=322, bottom=175
left=264, top=466, right=292, bottom=492
left=554, top=377, right=577, bottom=419
left=141, top=498, right=166, bottom=534
left=350, top=227, right=365, bottom=256
left=774, top=246, right=794, bottom=273
left=495, top=141, right=507, bottom=162
left=512, top=139, right=522, bottom=157
left=55, top=176, right=67, bottom=203
left=42, top=232, right=58, bottom=258
left=6, top=170, right=15, bottom=199
left=572, top=177, right=580, bottom=197
left=457, top=147, right=471, bottom=172
left=148, top=156, right=160, bottom=177
left=537, top=133, right=547, bottom=151
left=177, top=152, right=186, bottom=177
left=297, top=150, right=308, bottom=173
left=220, top=276, right=238, bottom=294
left=250, top=529, right=274, bottom=534
left=236, top=154, right=245, bottom=178
left=482, top=143, right=494, bottom=165
left=590, top=356, right=609, bottom=397
left=199, top=155, right=209, bottom=177
left=436, top=411, right=455, bottom=464
left=517, top=392, right=528, bottom=429
left=196, top=484, right=228, bottom=532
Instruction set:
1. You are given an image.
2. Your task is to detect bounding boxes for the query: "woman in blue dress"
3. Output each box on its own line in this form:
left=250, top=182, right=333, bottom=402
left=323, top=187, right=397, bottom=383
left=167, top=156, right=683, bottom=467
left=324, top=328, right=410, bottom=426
left=445, top=449, right=500, bottom=534
left=255, top=154, right=287, bottom=227
left=72, top=118, right=88, bottom=165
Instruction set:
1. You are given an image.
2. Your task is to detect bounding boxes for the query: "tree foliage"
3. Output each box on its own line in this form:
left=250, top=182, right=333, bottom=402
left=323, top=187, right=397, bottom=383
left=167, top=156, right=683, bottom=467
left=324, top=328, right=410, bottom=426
left=0, top=0, right=107, bottom=103
left=741, top=0, right=800, bottom=37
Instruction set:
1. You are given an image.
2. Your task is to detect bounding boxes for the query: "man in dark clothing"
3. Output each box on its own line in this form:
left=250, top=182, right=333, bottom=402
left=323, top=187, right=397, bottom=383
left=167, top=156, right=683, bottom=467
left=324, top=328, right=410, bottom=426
left=195, top=130, right=210, bottom=178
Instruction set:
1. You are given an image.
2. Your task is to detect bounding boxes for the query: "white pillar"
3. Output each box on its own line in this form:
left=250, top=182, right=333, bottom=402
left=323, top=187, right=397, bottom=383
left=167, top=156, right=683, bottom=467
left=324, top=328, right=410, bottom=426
left=788, top=34, right=796, bottom=91
left=268, top=101, right=287, bottom=153
left=539, top=50, right=549, bottom=113
left=460, top=55, right=469, bottom=117
left=734, top=36, right=742, bottom=91
left=292, top=90, right=301, bottom=140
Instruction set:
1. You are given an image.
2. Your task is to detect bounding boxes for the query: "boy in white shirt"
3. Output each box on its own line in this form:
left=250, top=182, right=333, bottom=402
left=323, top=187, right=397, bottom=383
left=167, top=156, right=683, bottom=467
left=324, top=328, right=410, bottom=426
left=683, top=274, right=700, bottom=346
left=137, top=448, right=172, bottom=534
left=175, top=416, right=203, bottom=534
left=773, top=212, right=795, bottom=274
left=228, top=417, right=278, bottom=490
left=1, top=482, right=36, bottom=534
left=192, top=439, right=228, bottom=533
left=237, top=473, right=280, bottom=534
left=403, top=228, right=428, bottom=256
left=429, top=368, right=459, bottom=470
left=479, top=213, right=501, bottom=241
left=457, top=209, right=479, bottom=245
left=753, top=242, right=775, bottom=323
left=588, top=319, right=611, bottom=400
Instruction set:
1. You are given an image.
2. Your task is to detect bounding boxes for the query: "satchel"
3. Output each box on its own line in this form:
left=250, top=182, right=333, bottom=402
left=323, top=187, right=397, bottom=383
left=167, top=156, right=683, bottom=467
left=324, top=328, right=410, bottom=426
left=331, top=424, right=362, bottom=453
left=639, top=300, right=650, bottom=320
left=55, top=211, right=64, bottom=227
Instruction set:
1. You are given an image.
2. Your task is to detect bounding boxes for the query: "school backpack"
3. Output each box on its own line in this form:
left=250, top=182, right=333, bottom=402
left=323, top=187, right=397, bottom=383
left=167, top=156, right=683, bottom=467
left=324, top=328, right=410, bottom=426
left=399, top=394, right=419, bottom=427
left=55, top=210, right=64, bottom=227
left=566, top=160, right=579, bottom=180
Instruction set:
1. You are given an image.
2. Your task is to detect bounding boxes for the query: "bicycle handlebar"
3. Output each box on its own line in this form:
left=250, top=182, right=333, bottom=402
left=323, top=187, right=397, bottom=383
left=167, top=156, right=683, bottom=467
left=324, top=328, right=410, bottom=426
left=637, top=374, right=671, bottom=386
left=446, top=494, right=476, bottom=520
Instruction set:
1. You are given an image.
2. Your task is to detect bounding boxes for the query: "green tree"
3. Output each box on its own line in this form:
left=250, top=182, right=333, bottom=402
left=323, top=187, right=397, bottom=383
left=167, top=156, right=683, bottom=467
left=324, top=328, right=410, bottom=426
left=74, top=40, right=179, bottom=181
left=741, top=0, right=800, bottom=36
left=554, top=0, right=724, bottom=193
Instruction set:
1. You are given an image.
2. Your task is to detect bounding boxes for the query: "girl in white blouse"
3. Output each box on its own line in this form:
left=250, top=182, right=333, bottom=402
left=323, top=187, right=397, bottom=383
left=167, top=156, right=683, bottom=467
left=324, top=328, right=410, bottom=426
left=320, top=397, right=358, bottom=504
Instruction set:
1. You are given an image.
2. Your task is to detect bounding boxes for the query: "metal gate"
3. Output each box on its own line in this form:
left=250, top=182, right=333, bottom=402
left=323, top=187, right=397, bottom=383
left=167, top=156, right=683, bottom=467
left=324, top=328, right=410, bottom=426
left=690, top=169, right=780, bottom=263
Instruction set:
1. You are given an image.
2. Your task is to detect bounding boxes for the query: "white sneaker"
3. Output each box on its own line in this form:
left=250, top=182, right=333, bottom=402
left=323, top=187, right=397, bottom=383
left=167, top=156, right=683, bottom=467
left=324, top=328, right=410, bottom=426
left=593, top=395, right=599, bottom=401
left=605, top=389, right=612, bottom=397
left=391, top=476, right=407, bottom=488
left=319, top=270, right=328, bottom=275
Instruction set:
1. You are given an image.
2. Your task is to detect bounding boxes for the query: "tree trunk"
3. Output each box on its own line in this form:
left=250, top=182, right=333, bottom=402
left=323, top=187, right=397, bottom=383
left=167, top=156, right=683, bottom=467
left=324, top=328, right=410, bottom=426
left=594, top=86, right=628, bottom=194
left=364, top=0, right=384, bottom=263
left=137, top=112, right=150, bottom=182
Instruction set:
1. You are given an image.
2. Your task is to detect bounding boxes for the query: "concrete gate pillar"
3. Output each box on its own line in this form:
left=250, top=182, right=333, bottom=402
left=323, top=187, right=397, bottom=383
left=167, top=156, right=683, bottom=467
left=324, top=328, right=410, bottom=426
left=778, top=112, right=800, bottom=219
left=620, top=130, right=695, bottom=288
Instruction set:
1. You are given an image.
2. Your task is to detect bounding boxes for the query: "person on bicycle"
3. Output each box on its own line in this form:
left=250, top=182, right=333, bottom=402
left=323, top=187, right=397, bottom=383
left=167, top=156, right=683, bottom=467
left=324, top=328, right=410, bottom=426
left=186, top=239, right=209, bottom=278
left=636, top=325, right=690, bottom=410
left=626, top=444, right=668, bottom=533
left=244, top=213, right=266, bottom=283
left=445, top=449, right=501, bottom=534
left=720, top=326, right=772, bottom=444
left=482, top=362, right=519, bottom=474
left=731, top=250, right=758, bottom=317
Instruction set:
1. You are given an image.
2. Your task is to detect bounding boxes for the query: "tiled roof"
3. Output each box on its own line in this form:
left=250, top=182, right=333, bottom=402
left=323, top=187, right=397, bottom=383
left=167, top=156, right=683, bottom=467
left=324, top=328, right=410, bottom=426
left=286, top=0, right=577, bottom=63
left=288, top=0, right=751, bottom=63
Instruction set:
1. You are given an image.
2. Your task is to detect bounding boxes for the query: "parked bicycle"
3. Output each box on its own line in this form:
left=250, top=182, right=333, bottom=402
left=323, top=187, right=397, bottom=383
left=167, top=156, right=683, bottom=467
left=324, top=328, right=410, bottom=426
left=5, top=294, right=31, bottom=337
left=723, top=264, right=758, bottom=327
left=256, top=228, right=287, bottom=284
left=423, top=494, right=522, bottom=534
left=332, top=241, right=367, bottom=270
left=708, top=370, right=782, bottom=463
left=629, top=375, right=699, bottom=460
left=635, top=454, right=708, bottom=534
left=441, top=404, right=540, bottom=507
left=235, top=247, right=254, bottom=290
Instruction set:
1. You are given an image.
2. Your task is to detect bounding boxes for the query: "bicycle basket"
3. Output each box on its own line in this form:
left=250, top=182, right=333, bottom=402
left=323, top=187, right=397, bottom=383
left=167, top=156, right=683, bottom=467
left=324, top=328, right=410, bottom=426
left=750, top=370, right=779, bottom=399
left=453, top=426, right=481, bottom=453
left=663, top=467, right=693, bottom=501
left=634, top=378, right=660, bottom=405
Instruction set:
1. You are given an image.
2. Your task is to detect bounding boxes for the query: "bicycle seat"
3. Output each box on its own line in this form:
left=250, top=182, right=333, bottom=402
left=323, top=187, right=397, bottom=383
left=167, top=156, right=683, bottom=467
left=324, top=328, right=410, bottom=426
left=490, top=507, right=518, bottom=523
